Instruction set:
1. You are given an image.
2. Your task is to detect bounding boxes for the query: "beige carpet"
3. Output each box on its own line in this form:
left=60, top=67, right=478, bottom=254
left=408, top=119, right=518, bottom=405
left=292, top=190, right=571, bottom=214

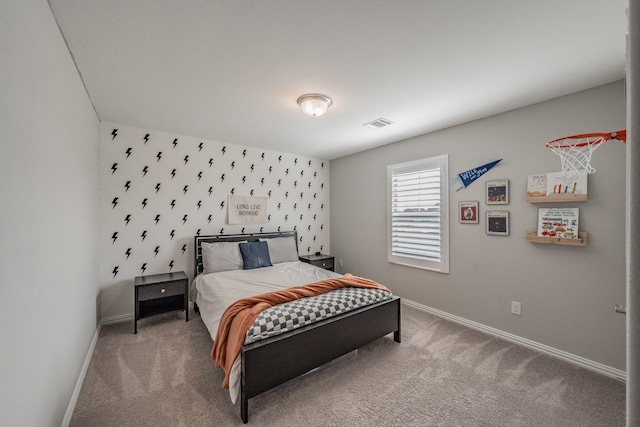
left=70, top=304, right=625, bottom=426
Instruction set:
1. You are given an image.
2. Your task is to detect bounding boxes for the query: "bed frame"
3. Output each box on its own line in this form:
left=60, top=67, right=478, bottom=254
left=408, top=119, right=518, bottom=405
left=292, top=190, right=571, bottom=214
left=194, top=231, right=401, bottom=423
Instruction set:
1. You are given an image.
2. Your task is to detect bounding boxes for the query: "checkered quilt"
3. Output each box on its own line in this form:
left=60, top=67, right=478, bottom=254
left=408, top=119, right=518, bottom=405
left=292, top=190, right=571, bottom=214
left=244, top=287, right=391, bottom=344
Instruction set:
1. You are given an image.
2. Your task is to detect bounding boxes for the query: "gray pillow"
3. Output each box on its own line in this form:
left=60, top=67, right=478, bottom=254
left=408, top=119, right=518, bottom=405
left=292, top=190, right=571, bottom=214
left=260, top=237, right=299, bottom=264
left=201, top=241, right=245, bottom=274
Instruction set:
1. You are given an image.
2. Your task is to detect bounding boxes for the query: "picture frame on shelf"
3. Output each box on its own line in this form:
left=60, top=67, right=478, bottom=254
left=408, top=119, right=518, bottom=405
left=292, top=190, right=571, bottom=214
left=486, top=179, right=509, bottom=205
left=459, top=201, right=479, bottom=224
left=486, top=210, right=509, bottom=236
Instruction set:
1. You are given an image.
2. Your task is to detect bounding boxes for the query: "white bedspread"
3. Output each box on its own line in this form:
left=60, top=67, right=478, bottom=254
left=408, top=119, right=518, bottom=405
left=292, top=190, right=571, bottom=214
left=192, top=261, right=342, bottom=403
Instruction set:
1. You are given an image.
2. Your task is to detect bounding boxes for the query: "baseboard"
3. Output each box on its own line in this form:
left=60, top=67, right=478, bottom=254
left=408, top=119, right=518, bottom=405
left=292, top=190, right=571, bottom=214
left=402, top=299, right=626, bottom=382
left=60, top=322, right=103, bottom=427
left=101, top=312, right=133, bottom=325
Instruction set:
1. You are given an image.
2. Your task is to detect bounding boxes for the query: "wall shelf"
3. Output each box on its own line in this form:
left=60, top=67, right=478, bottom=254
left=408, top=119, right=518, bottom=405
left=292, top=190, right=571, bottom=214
left=525, top=230, right=587, bottom=246
left=527, top=194, right=587, bottom=203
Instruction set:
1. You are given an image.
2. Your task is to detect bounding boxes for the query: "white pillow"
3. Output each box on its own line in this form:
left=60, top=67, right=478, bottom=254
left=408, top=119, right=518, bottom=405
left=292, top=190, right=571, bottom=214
left=260, top=237, right=299, bottom=264
left=201, top=241, right=245, bottom=274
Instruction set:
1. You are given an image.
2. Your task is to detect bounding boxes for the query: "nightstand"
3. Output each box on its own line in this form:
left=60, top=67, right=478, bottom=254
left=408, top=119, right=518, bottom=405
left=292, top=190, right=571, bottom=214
left=299, top=254, right=335, bottom=271
left=134, top=271, right=188, bottom=334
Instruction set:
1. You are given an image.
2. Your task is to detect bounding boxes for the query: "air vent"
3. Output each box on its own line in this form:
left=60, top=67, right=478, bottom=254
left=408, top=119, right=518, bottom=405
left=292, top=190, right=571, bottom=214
left=363, top=118, right=394, bottom=129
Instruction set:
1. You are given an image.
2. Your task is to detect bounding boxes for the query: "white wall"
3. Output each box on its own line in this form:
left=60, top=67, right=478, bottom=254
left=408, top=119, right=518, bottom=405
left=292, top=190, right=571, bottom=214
left=331, top=81, right=626, bottom=371
left=0, top=1, right=100, bottom=426
left=99, top=123, right=331, bottom=319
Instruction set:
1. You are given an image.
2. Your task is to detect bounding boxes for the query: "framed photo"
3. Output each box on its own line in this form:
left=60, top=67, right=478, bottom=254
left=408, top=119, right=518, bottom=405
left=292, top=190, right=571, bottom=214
left=486, top=179, right=509, bottom=205
left=486, top=210, right=509, bottom=236
left=459, top=201, right=479, bottom=224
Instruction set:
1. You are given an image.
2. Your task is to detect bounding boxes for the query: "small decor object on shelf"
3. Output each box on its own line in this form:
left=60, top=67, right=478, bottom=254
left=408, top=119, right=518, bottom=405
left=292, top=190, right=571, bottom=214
left=459, top=201, right=479, bottom=224
left=486, top=210, right=509, bottom=235
left=537, top=207, right=579, bottom=239
left=486, top=179, right=509, bottom=205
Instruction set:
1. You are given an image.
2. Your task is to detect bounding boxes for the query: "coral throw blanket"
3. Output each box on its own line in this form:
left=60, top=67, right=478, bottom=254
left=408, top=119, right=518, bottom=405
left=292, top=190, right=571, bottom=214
left=211, top=273, right=390, bottom=388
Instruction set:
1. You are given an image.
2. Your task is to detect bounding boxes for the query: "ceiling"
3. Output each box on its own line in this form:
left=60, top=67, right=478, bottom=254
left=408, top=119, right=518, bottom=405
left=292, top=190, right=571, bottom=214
left=48, top=1, right=627, bottom=160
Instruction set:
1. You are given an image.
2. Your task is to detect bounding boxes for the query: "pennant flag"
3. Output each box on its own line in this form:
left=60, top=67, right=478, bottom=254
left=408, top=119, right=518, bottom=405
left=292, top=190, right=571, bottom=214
left=454, top=159, right=502, bottom=191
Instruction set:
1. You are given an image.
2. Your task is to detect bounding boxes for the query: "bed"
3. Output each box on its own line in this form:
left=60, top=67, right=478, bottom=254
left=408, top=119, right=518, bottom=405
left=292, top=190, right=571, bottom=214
left=192, top=231, right=401, bottom=423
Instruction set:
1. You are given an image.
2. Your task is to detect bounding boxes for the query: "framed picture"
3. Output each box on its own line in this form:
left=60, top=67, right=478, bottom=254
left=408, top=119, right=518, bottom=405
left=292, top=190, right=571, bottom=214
left=459, top=201, right=479, bottom=224
left=486, top=179, right=509, bottom=205
left=486, top=210, right=509, bottom=236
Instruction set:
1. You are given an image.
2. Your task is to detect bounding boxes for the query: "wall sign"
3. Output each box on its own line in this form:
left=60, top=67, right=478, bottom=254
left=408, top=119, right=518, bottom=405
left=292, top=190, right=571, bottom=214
left=228, top=195, right=268, bottom=224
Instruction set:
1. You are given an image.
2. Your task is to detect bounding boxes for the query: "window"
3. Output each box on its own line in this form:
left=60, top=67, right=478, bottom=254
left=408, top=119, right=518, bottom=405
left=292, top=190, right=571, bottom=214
left=387, top=155, right=449, bottom=273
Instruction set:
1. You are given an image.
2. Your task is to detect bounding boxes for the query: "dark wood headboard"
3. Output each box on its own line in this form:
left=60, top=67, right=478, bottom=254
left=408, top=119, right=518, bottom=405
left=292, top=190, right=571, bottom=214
left=193, top=230, right=298, bottom=277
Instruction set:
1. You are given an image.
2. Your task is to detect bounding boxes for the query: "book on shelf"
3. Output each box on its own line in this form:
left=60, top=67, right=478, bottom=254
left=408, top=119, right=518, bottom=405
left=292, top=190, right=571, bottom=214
left=527, top=172, right=587, bottom=198
left=537, top=207, right=579, bottom=239
left=527, top=173, right=547, bottom=198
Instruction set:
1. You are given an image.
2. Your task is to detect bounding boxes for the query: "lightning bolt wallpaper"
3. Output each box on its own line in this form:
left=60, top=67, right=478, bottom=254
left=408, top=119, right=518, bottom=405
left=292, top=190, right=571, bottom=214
left=100, top=122, right=330, bottom=318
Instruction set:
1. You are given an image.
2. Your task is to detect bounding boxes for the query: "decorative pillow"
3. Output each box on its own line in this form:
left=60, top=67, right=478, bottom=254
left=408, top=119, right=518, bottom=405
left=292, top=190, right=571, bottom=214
left=201, top=241, right=245, bottom=274
left=239, top=241, right=273, bottom=270
left=260, top=237, right=299, bottom=264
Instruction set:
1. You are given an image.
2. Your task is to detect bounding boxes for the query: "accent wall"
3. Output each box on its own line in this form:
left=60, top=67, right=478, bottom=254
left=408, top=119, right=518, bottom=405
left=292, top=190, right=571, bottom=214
left=99, top=122, right=331, bottom=319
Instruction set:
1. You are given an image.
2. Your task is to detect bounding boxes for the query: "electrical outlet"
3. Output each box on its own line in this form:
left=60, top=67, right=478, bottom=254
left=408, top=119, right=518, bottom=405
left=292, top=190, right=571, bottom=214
left=339, top=259, right=344, bottom=268
left=511, top=301, right=522, bottom=316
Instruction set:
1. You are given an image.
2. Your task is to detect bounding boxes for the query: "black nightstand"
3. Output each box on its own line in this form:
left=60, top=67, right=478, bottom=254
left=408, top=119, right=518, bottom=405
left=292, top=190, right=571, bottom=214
left=299, top=254, right=335, bottom=271
left=134, top=271, right=189, bottom=334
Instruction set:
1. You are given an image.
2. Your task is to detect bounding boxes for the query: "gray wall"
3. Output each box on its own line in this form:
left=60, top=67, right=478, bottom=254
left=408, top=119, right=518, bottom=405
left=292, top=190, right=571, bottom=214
left=627, top=0, right=639, bottom=421
left=331, top=81, right=626, bottom=371
left=0, top=1, right=100, bottom=426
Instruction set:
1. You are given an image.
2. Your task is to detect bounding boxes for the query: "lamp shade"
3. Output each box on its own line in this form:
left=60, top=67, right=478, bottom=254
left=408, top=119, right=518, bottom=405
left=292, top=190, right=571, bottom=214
left=297, top=94, right=332, bottom=117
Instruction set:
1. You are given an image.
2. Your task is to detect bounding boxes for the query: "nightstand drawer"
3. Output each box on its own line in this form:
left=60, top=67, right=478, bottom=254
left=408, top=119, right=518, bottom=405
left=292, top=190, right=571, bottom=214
left=312, top=258, right=334, bottom=270
left=137, top=280, right=185, bottom=301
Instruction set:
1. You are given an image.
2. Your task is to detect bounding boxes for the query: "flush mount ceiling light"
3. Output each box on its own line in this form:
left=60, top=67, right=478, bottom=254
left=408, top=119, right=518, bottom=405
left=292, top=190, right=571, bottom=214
left=297, top=93, right=332, bottom=117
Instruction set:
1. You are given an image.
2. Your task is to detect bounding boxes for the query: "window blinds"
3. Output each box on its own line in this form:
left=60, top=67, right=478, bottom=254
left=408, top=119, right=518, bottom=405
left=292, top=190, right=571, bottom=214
left=390, top=166, right=442, bottom=262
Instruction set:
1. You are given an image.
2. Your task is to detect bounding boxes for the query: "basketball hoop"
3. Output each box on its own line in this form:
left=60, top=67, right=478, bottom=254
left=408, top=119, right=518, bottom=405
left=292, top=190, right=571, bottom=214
left=546, top=130, right=627, bottom=178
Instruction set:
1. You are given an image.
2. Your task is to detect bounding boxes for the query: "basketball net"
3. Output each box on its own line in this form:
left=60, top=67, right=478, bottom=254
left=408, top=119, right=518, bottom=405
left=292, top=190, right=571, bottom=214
left=546, top=130, right=627, bottom=178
